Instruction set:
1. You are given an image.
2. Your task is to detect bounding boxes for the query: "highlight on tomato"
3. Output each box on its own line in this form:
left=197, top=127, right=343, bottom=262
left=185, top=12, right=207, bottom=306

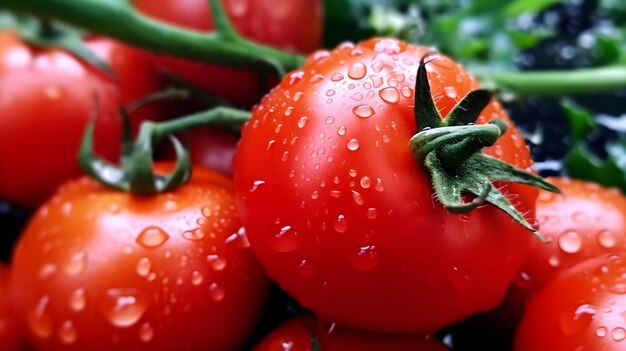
left=234, top=37, right=558, bottom=333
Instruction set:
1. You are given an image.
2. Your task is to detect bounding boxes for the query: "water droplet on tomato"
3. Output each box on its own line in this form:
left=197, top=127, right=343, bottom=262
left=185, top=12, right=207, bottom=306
left=375, top=178, right=385, bottom=192
left=183, top=228, right=205, bottom=241
left=337, top=126, right=347, bottom=136
left=59, top=320, right=77, bottom=344
left=206, top=255, right=226, bottom=271
left=100, top=288, right=149, bottom=328
left=309, top=74, right=324, bottom=83
left=597, top=230, right=617, bottom=248
left=65, top=251, right=87, bottom=276
left=348, top=62, right=367, bottom=79
left=444, top=86, right=457, bottom=98
left=366, top=208, right=378, bottom=220
left=250, top=180, right=266, bottom=193
left=69, top=288, right=86, bottom=312
left=39, top=264, right=57, bottom=279
left=401, top=86, right=414, bottom=98
left=370, top=75, right=383, bottom=88
left=272, top=226, right=302, bottom=253
left=558, top=230, right=582, bottom=254
left=351, top=190, right=364, bottom=205
left=450, top=266, right=471, bottom=292
left=297, top=116, right=308, bottom=128
left=351, top=245, right=379, bottom=270
left=334, top=215, right=348, bottom=233
left=548, top=255, right=560, bottom=267
left=139, top=322, right=154, bottom=342
left=136, top=227, right=169, bottom=248
left=373, top=38, right=402, bottom=54
left=191, top=271, right=203, bottom=286
left=225, top=227, right=250, bottom=248
left=288, top=71, right=304, bottom=86
left=347, top=139, right=360, bottom=151
left=44, top=86, right=63, bottom=100
left=29, top=295, right=52, bottom=338
left=298, top=259, right=315, bottom=277
left=209, top=283, right=225, bottom=301
left=612, top=327, right=626, bottom=341
left=352, top=105, right=375, bottom=118
left=136, top=258, right=152, bottom=277
left=597, top=326, right=608, bottom=337
left=561, top=304, right=596, bottom=336
left=326, top=89, right=336, bottom=97
left=379, top=88, right=400, bottom=104
left=284, top=107, right=294, bottom=116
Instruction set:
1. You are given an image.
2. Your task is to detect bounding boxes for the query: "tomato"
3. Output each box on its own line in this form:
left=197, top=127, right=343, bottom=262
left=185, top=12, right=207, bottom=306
left=514, top=253, right=626, bottom=351
left=253, top=316, right=450, bottom=351
left=0, top=264, right=23, bottom=351
left=518, top=178, right=626, bottom=293
left=10, top=164, right=270, bottom=350
left=0, top=32, right=164, bottom=207
left=234, top=38, right=539, bottom=332
left=134, top=0, right=323, bottom=106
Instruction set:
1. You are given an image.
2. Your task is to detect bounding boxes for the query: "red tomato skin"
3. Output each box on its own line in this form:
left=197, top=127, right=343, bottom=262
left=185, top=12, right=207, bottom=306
left=10, top=164, right=270, bottom=350
left=0, top=32, right=164, bottom=207
left=253, top=316, right=450, bottom=351
left=234, top=38, right=538, bottom=332
left=134, top=0, right=323, bottom=106
left=514, top=254, right=626, bottom=351
left=0, top=264, right=24, bottom=351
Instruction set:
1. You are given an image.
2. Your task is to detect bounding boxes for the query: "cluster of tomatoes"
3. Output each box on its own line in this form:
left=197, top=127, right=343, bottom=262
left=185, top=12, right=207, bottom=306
left=2, top=1, right=626, bottom=350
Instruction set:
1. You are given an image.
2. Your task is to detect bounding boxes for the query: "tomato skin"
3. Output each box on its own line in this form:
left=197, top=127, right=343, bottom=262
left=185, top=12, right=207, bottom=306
left=10, top=164, right=270, bottom=350
left=234, top=38, right=538, bottom=332
left=253, top=316, right=450, bottom=351
left=134, top=0, right=323, bottom=106
left=0, top=264, right=23, bottom=351
left=0, top=32, right=164, bottom=207
left=514, top=254, right=626, bottom=351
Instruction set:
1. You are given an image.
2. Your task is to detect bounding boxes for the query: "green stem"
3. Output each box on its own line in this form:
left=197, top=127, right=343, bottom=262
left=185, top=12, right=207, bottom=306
left=149, top=106, right=251, bottom=139
left=0, top=0, right=306, bottom=75
left=478, top=65, right=626, bottom=96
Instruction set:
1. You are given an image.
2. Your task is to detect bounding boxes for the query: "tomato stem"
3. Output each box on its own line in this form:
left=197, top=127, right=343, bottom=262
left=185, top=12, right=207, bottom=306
left=0, top=0, right=306, bottom=76
left=79, top=106, right=251, bottom=195
left=410, top=58, right=560, bottom=239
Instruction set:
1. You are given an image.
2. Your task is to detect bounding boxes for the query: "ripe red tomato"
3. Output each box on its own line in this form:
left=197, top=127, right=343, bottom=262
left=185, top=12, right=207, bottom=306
left=0, top=32, right=164, bottom=207
left=514, top=254, right=626, bottom=351
left=253, top=316, right=450, bottom=351
left=134, top=0, right=323, bottom=106
left=0, top=264, right=23, bottom=351
left=517, top=178, right=626, bottom=293
left=234, top=38, right=539, bottom=332
left=10, top=164, right=270, bottom=350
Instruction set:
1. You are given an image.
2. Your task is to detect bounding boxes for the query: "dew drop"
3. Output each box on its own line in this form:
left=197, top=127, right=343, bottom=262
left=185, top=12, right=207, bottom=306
left=331, top=73, right=344, bottom=82
left=209, top=283, right=225, bottom=301
left=69, top=288, right=86, bottom=312
left=375, top=178, right=384, bottom=192
left=348, top=62, right=367, bottom=79
left=597, top=326, right=607, bottom=337
left=191, top=271, right=204, bottom=286
left=183, top=228, right=205, bottom=241
left=352, top=105, right=375, bottom=118
left=347, top=139, right=360, bottom=151
left=272, top=226, right=302, bottom=252
left=612, top=327, right=626, bottom=341
left=309, top=74, right=324, bottom=83
left=139, top=322, right=154, bottom=343
left=334, top=215, right=348, bottom=233
left=379, top=87, right=400, bottom=104
left=325, top=116, right=335, bottom=125
left=351, top=190, right=364, bottom=205
left=366, top=208, right=378, bottom=220
left=29, top=295, right=52, bottom=338
left=449, top=266, right=471, bottom=292
left=337, top=126, right=347, bottom=136
left=297, top=116, right=308, bottom=128
left=136, top=227, right=169, bottom=248
left=558, top=230, right=582, bottom=254
left=293, top=91, right=304, bottom=102
left=401, top=86, right=414, bottom=98
left=548, top=255, right=560, bottom=267
left=225, top=227, right=251, bottom=248
left=284, top=107, right=294, bottom=116
left=288, top=71, right=304, bottom=86
left=360, top=176, right=371, bottom=189
left=207, top=254, right=227, bottom=271
left=597, top=230, right=617, bottom=248
left=100, top=288, right=149, bottom=328
left=326, top=89, right=336, bottom=97
left=370, top=75, right=383, bottom=88
left=561, top=304, right=596, bottom=336
left=351, top=245, right=379, bottom=270
left=444, top=86, right=458, bottom=98
left=39, top=264, right=57, bottom=279
left=66, top=251, right=87, bottom=276
left=351, top=92, right=364, bottom=101
left=59, top=320, right=77, bottom=344
left=250, top=180, right=266, bottom=192
left=298, top=259, right=315, bottom=277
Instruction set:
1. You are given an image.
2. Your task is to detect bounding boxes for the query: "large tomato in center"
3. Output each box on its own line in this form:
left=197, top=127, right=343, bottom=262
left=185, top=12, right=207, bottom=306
left=234, top=38, right=539, bottom=332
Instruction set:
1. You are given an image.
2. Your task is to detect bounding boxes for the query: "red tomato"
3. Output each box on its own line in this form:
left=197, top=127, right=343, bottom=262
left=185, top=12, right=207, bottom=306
left=0, top=264, right=23, bottom=351
left=10, top=164, right=270, bottom=350
left=234, top=38, right=538, bottom=332
left=134, top=0, right=323, bottom=106
left=0, top=32, right=164, bottom=207
left=253, top=316, right=450, bottom=351
left=514, top=253, right=626, bottom=351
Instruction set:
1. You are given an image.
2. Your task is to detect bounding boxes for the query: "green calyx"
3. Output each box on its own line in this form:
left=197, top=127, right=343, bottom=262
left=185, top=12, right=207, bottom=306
left=79, top=101, right=251, bottom=195
left=409, top=56, right=560, bottom=240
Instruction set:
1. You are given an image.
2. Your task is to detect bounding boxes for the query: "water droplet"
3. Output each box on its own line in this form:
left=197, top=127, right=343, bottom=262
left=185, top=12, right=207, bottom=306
left=69, top=288, right=86, bottom=312
left=334, top=215, right=348, bottom=233
left=444, top=86, right=457, bottom=98
left=100, top=288, right=149, bottom=328
left=66, top=251, right=87, bottom=276
left=375, top=178, right=384, bottom=192
left=348, top=62, right=367, bottom=79
left=297, top=116, right=308, bottom=128
left=613, top=327, right=626, bottom=341
left=370, top=75, right=383, bottom=88
left=366, top=208, right=378, bottom=219
left=352, top=105, right=375, bottom=118
left=136, top=227, right=169, bottom=248
left=561, top=304, right=596, bottom=336
left=351, top=190, right=364, bottom=205
left=298, top=259, right=315, bottom=277
left=610, top=283, right=626, bottom=294
left=401, top=87, right=414, bottom=98
left=29, top=295, right=52, bottom=338
left=191, top=271, right=203, bottom=286
left=331, top=73, right=344, bottom=82
left=284, top=107, right=294, bottom=116
left=379, top=88, right=400, bottom=104
left=39, top=264, right=57, bottom=279
left=351, top=245, right=379, bottom=270
left=347, top=139, right=360, bottom=151
left=183, top=228, right=205, bottom=241
left=450, top=266, right=471, bottom=292
left=337, top=126, right=347, bottom=136
left=330, top=190, right=341, bottom=198
left=44, top=86, right=63, bottom=100
left=293, top=91, right=304, bottom=102
left=206, top=255, right=227, bottom=271
left=250, top=180, right=266, bottom=192
left=272, top=225, right=302, bottom=252
left=373, top=38, right=401, bottom=54
left=59, top=320, right=77, bottom=344
left=598, top=230, right=617, bottom=248
left=139, top=322, right=154, bottom=343
left=225, top=227, right=251, bottom=248
left=558, top=230, right=582, bottom=254
left=288, top=71, right=304, bottom=86
left=548, top=255, right=560, bottom=267
left=597, top=326, right=607, bottom=337
left=359, top=176, right=371, bottom=189
left=351, top=92, right=363, bottom=101
left=209, top=283, right=225, bottom=301
left=309, top=74, right=324, bottom=83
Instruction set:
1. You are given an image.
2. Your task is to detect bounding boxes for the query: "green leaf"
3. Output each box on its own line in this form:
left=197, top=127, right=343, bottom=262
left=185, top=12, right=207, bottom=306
left=561, top=99, right=597, bottom=143
left=505, top=0, right=563, bottom=17
left=509, top=28, right=554, bottom=49
left=565, top=144, right=626, bottom=192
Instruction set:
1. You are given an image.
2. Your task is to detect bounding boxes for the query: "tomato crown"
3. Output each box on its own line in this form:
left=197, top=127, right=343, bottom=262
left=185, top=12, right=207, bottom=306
left=410, top=56, right=559, bottom=239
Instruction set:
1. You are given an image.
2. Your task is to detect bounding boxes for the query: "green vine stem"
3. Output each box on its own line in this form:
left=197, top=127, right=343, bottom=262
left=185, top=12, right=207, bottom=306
left=0, top=0, right=306, bottom=76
